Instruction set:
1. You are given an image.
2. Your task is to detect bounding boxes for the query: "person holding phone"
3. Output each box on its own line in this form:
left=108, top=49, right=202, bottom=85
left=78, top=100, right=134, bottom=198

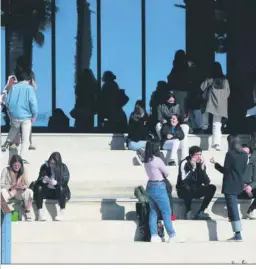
left=34, top=152, right=70, bottom=221
left=176, top=146, right=216, bottom=220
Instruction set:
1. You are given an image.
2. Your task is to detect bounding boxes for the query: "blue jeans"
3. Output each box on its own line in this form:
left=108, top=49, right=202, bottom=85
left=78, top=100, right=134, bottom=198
left=224, top=194, right=242, bottom=233
left=146, top=181, right=175, bottom=237
left=128, top=140, right=146, bottom=151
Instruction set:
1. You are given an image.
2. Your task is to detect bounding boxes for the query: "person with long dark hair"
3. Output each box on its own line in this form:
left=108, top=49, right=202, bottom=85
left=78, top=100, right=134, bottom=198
left=1, top=154, right=33, bottom=221
left=201, top=62, right=230, bottom=150
left=128, top=100, right=149, bottom=151
left=144, top=139, right=182, bottom=243
left=161, top=114, right=184, bottom=166
left=34, top=152, right=70, bottom=221
left=211, top=135, right=248, bottom=241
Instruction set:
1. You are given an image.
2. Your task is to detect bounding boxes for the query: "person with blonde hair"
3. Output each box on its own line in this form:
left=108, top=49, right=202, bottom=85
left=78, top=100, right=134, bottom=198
left=1, top=154, right=33, bottom=221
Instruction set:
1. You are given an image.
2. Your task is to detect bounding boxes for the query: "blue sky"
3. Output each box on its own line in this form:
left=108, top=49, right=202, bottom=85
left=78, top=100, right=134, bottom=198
left=1, top=0, right=226, bottom=127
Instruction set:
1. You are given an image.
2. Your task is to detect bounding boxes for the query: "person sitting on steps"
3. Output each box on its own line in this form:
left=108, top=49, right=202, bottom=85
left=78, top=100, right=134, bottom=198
left=156, top=91, right=189, bottom=160
left=34, top=152, right=70, bottom=221
left=161, top=114, right=184, bottom=166
left=176, top=146, right=216, bottom=220
left=0, top=154, right=33, bottom=221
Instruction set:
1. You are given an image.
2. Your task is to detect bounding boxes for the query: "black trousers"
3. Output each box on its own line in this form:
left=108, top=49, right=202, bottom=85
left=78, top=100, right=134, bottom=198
left=238, top=188, right=256, bottom=213
left=34, top=184, right=66, bottom=209
left=177, top=184, right=216, bottom=213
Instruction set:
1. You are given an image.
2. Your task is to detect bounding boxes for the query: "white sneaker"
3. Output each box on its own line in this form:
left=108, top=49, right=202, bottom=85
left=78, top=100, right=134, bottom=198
left=55, top=209, right=65, bottom=221
left=186, top=211, right=194, bottom=220
left=150, top=235, right=162, bottom=243
left=212, top=144, right=221, bottom=151
left=246, top=210, right=256, bottom=220
left=37, top=209, right=46, bottom=221
left=167, top=234, right=186, bottom=243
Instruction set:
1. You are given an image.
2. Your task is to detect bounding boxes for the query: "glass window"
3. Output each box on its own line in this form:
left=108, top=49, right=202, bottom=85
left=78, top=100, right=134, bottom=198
left=101, top=0, right=142, bottom=131
left=32, top=28, right=52, bottom=127
left=146, top=0, right=186, bottom=112
left=56, top=0, right=98, bottom=129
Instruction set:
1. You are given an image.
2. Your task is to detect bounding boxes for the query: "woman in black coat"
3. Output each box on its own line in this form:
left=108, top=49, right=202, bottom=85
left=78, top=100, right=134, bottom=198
left=34, top=152, right=70, bottom=221
left=211, top=135, right=248, bottom=241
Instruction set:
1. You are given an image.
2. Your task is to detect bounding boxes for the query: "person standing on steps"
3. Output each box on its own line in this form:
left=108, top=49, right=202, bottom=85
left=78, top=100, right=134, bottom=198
left=200, top=62, right=230, bottom=151
left=34, top=152, right=70, bottom=221
left=1, top=68, right=38, bottom=164
left=210, top=135, right=248, bottom=241
left=176, top=146, right=216, bottom=220
left=143, top=139, right=184, bottom=243
left=212, top=143, right=256, bottom=220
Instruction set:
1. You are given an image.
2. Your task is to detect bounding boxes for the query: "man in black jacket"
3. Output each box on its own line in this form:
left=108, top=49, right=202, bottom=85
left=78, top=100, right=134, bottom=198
left=161, top=114, right=184, bottom=166
left=238, top=145, right=256, bottom=219
left=176, top=146, right=216, bottom=220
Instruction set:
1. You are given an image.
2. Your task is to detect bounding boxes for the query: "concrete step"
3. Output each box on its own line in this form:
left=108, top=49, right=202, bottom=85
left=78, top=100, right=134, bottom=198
left=11, top=197, right=253, bottom=221
left=12, top=241, right=255, bottom=264
left=12, top=219, right=256, bottom=244
left=1, top=133, right=250, bottom=151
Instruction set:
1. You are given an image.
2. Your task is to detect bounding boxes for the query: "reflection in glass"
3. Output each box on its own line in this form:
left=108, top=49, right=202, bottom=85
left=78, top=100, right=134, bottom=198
left=32, top=28, right=52, bottom=127
left=57, top=0, right=98, bottom=130
left=101, top=0, right=142, bottom=132
left=146, top=0, right=185, bottom=112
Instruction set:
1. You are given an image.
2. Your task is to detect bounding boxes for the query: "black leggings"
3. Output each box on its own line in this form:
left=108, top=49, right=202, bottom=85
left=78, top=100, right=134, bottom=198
left=34, top=184, right=66, bottom=209
left=177, top=184, right=216, bottom=213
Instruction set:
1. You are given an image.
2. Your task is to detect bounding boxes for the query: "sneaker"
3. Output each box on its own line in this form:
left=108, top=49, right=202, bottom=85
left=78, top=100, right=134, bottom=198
left=227, top=233, right=243, bottom=242
left=24, top=210, right=32, bottom=222
left=22, top=159, right=29, bottom=164
left=1, top=141, right=11, bottom=152
left=186, top=210, right=194, bottom=220
left=245, top=210, right=256, bottom=220
left=168, top=160, right=176, bottom=166
left=195, top=211, right=211, bottom=220
left=135, top=148, right=145, bottom=165
left=55, top=209, right=65, bottom=221
left=150, top=235, right=162, bottom=243
left=29, top=145, right=36, bottom=150
left=37, top=209, right=46, bottom=221
left=212, top=144, right=221, bottom=151
left=9, top=143, right=18, bottom=150
left=167, top=233, right=186, bottom=243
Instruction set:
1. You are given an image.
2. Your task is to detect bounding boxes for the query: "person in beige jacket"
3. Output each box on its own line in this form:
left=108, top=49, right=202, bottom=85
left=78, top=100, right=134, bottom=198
left=1, top=154, right=33, bottom=221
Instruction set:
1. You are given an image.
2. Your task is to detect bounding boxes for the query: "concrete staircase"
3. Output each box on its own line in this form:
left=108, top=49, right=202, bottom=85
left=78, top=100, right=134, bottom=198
left=1, top=133, right=255, bottom=264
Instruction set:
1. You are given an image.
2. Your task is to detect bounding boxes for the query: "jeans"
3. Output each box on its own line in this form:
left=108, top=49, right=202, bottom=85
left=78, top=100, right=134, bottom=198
left=189, top=109, right=204, bottom=129
left=224, top=194, right=242, bottom=233
left=128, top=140, right=146, bottom=151
left=155, top=122, right=189, bottom=160
left=162, top=139, right=180, bottom=162
left=177, top=184, right=216, bottom=212
left=7, top=119, right=31, bottom=160
left=146, top=181, right=175, bottom=237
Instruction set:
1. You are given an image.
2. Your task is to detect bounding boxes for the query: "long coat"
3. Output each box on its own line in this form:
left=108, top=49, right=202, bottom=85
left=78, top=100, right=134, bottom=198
left=201, top=78, right=230, bottom=118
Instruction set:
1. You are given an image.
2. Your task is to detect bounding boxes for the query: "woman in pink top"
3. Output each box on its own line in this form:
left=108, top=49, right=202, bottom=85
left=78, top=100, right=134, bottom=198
left=144, top=139, right=176, bottom=243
